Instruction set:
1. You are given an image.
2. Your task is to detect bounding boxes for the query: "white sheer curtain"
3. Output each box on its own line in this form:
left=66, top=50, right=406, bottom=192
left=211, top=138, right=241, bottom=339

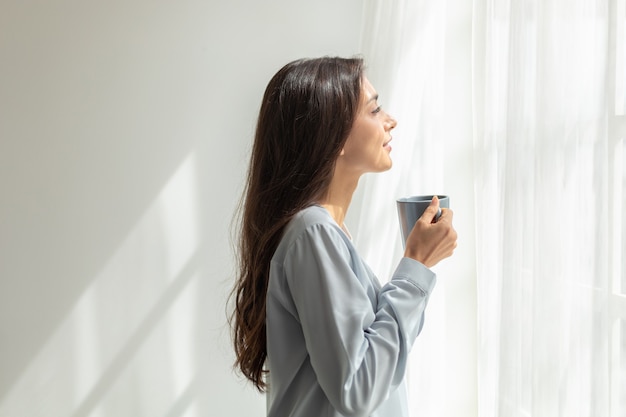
left=354, top=0, right=476, bottom=416
left=357, top=0, right=612, bottom=416
left=472, top=0, right=610, bottom=416
left=355, top=0, right=447, bottom=276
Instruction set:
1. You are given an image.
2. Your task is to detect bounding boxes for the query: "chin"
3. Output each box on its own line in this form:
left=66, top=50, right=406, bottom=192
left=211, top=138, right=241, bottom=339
left=376, top=161, right=393, bottom=172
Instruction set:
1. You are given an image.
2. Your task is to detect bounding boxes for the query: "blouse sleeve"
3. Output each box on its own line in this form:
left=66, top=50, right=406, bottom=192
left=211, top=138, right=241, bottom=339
left=281, top=222, right=436, bottom=416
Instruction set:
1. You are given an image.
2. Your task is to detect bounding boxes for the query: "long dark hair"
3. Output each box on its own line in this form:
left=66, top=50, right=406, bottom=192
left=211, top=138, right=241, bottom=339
left=231, top=57, right=364, bottom=391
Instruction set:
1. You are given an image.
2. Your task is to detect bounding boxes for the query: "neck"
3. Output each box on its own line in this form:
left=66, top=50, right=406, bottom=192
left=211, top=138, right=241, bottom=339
left=318, top=172, right=360, bottom=227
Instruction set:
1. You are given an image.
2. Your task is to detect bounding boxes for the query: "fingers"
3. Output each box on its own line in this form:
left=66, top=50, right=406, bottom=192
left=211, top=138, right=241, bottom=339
left=404, top=204, right=458, bottom=267
left=438, top=207, right=454, bottom=223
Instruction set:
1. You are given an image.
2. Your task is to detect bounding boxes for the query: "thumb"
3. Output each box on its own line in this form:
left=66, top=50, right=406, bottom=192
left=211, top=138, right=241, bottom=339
left=420, top=196, right=440, bottom=221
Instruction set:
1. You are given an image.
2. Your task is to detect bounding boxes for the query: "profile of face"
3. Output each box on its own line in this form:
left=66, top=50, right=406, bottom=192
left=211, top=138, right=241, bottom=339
left=338, top=76, right=398, bottom=176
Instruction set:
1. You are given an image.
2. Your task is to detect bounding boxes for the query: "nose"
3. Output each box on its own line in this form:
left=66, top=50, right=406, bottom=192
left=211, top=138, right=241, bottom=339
left=385, top=112, right=397, bottom=130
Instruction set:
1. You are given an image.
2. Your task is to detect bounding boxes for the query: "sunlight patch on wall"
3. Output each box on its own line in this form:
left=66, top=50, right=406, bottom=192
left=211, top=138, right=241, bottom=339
left=0, top=154, right=201, bottom=417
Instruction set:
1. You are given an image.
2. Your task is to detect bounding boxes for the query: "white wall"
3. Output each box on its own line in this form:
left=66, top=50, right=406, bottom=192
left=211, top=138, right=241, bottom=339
left=0, top=2, right=364, bottom=416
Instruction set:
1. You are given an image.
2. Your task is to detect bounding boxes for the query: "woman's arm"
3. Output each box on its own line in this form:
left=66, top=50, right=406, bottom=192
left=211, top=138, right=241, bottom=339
left=283, top=222, right=435, bottom=415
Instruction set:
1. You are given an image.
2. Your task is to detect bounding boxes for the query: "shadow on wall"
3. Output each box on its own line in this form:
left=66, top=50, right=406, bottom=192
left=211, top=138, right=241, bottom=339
left=0, top=153, right=259, bottom=417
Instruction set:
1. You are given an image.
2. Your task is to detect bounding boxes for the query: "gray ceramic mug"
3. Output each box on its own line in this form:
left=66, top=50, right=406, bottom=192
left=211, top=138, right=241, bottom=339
left=396, top=195, right=450, bottom=247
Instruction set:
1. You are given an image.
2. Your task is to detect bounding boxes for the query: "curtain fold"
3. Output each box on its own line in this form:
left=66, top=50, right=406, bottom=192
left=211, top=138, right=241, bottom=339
left=356, top=1, right=474, bottom=416
left=355, top=0, right=447, bottom=277
left=472, top=0, right=610, bottom=416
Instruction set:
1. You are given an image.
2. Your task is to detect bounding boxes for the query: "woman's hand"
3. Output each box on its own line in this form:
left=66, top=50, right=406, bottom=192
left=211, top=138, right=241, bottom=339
left=403, top=196, right=457, bottom=268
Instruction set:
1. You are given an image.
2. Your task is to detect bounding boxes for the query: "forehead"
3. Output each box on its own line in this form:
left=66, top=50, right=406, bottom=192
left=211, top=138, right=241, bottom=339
left=360, top=76, right=377, bottom=100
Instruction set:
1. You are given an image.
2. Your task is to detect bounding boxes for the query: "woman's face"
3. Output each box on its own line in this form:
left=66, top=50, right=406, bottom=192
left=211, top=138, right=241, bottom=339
left=339, top=76, right=397, bottom=176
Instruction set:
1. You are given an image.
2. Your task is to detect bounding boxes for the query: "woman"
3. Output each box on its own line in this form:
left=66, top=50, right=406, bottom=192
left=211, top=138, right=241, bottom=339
left=231, top=57, right=457, bottom=416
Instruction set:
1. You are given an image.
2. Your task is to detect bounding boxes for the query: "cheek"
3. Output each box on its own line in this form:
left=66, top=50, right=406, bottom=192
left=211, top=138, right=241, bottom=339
left=349, top=119, right=378, bottom=144
left=342, top=118, right=382, bottom=156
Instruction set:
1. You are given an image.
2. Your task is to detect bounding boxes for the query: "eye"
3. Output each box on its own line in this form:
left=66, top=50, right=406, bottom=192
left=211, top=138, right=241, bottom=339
left=372, top=105, right=382, bottom=114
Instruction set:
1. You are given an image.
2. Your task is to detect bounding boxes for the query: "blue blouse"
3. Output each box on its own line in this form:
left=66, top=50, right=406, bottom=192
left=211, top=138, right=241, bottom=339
left=266, top=205, right=436, bottom=416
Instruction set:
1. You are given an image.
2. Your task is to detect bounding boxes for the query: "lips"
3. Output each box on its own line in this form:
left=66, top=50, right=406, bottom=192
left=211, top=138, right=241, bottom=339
left=383, top=137, right=392, bottom=148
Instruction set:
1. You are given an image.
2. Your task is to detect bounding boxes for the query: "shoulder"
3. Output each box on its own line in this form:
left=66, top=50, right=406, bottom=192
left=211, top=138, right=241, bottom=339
left=285, top=205, right=346, bottom=244
left=290, top=205, right=335, bottom=229
left=273, top=205, right=350, bottom=262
